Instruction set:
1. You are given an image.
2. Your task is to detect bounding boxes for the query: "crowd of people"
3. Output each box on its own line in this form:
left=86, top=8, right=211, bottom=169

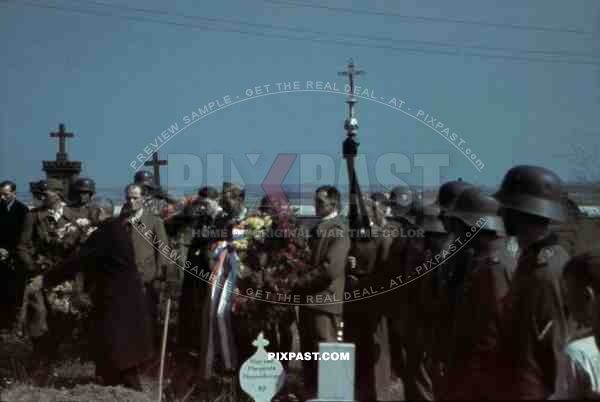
left=1, top=164, right=600, bottom=401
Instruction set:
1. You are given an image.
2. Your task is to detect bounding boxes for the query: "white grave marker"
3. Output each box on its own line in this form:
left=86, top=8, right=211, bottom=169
left=307, top=342, right=356, bottom=402
left=239, top=332, right=285, bottom=402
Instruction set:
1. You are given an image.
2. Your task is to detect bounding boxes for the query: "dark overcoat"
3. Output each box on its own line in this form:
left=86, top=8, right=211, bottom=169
left=43, top=217, right=154, bottom=371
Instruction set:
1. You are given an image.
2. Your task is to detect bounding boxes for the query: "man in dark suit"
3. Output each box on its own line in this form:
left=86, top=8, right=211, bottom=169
left=28, top=200, right=154, bottom=390
left=0, top=180, right=31, bottom=331
left=287, top=185, right=350, bottom=399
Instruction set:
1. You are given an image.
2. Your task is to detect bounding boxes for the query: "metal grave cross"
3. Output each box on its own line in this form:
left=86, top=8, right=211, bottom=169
left=144, top=152, right=168, bottom=187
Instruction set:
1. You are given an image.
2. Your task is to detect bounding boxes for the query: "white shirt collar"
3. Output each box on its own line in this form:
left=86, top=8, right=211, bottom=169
left=132, top=208, right=144, bottom=223
left=5, top=199, right=15, bottom=211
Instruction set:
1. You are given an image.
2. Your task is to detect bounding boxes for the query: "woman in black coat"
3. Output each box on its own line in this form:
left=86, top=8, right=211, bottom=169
left=33, top=212, right=154, bottom=390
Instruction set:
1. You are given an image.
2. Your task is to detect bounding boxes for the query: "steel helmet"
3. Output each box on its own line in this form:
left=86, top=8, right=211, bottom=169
left=73, top=177, right=96, bottom=194
left=445, top=187, right=505, bottom=235
left=134, top=170, right=154, bottom=184
left=435, top=180, right=474, bottom=212
left=494, top=165, right=567, bottom=223
left=389, top=185, right=413, bottom=207
left=30, top=180, right=48, bottom=194
left=414, top=201, right=446, bottom=233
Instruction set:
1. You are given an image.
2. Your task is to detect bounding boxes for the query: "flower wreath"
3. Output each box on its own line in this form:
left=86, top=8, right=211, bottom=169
left=46, top=217, right=98, bottom=317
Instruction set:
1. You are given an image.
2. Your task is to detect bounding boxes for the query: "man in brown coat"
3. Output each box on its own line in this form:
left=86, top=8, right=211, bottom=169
left=120, top=183, right=171, bottom=352
left=287, top=185, right=350, bottom=399
left=495, top=165, right=570, bottom=399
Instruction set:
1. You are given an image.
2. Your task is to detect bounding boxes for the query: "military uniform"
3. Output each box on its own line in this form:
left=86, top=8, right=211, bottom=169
left=19, top=203, right=86, bottom=368
left=371, top=197, right=436, bottom=400
left=377, top=214, right=418, bottom=382
left=443, top=239, right=516, bottom=399
left=494, top=165, right=571, bottom=399
left=500, top=235, right=569, bottom=399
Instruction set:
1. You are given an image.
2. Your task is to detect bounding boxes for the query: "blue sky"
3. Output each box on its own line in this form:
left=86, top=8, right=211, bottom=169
left=1, top=0, right=599, bottom=194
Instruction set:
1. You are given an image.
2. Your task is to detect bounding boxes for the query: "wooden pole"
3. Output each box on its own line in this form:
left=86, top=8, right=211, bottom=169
left=158, top=298, right=171, bottom=402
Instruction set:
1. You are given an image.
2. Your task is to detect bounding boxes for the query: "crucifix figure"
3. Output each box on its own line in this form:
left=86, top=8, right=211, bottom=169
left=144, top=152, right=167, bottom=187
left=50, top=123, right=74, bottom=161
left=338, top=58, right=369, bottom=234
left=338, top=58, right=365, bottom=130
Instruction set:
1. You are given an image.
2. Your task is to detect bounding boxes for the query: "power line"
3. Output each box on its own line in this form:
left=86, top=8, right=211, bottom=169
left=265, top=0, right=595, bottom=36
left=69, top=0, right=600, bottom=60
left=4, top=0, right=600, bottom=66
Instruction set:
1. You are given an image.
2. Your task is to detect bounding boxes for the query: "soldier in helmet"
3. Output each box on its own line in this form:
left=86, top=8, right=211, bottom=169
left=17, top=178, right=86, bottom=385
left=69, top=177, right=101, bottom=225
left=133, top=170, right=154, bottom=192
left=440, top=187, right=516, bottom=399
left=398, top=201, right=448, bottom=401
left=380, top=185, right=419, bottom=383
left=29, top=180, right=48, bottom=210
left=495, top=165, right=570, bottom=399
left=428, top=179, right=474, bottom=381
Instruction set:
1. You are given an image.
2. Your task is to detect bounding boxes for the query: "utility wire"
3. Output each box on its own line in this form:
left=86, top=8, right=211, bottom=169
left=3, top=0, right=600, bottom=66
left=69, top=0, right=600, bottom=60
left=265, top=0, right=596, bottom=36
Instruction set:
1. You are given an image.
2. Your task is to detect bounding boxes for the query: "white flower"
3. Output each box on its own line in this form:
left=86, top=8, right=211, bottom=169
left=76, top=218, right=91, bottom=227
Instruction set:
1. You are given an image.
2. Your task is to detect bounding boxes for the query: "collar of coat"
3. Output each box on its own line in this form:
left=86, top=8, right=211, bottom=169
left=321, top=210, right=339, bottom=222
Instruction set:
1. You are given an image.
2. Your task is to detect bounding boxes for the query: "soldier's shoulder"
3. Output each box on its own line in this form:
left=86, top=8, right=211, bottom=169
left=529, top=243, right=570, bottom=282
left=480, top=246, right=516, bottom=278
left=536, top=243, right=569, bottom=266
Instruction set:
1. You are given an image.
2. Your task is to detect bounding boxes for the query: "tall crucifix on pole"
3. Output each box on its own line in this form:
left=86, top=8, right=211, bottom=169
left=50, top=123, right=74, bottom=161
left=338, top=58, right=370, bottom=235
left=144, top=152, right=168, bottom=187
